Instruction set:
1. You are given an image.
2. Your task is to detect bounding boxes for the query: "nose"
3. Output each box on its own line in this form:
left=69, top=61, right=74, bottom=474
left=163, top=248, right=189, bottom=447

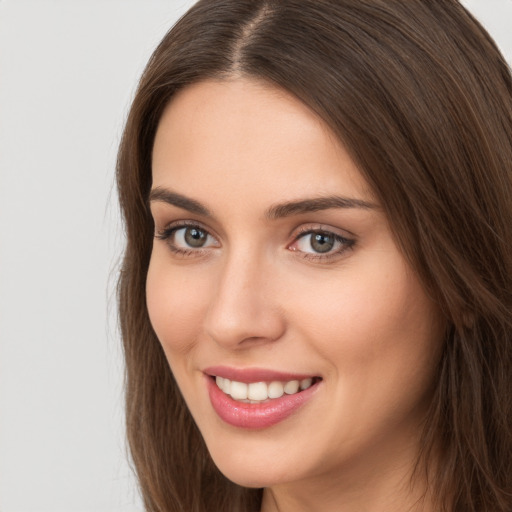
left=203, top=250, right=286, bottom=349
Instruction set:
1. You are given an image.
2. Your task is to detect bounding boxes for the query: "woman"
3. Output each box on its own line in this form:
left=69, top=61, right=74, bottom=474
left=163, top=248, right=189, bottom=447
left=116, top=1, right=512, bottom=511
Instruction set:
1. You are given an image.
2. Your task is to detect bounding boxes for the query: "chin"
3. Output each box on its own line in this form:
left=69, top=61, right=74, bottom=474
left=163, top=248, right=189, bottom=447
left=207, top=443, right=292, bottom=489
left=216, top=465, right=282, bottom=489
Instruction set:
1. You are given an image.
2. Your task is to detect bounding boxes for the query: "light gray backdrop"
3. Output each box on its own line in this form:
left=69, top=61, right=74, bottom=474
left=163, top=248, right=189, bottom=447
left=0, top=1, right=511, bottom=511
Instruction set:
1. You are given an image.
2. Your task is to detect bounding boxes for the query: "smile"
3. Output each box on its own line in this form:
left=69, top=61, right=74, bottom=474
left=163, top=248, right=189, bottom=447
left=205, top=368, right=322, bottom=429
left=215, top=376, right=315, bottom=403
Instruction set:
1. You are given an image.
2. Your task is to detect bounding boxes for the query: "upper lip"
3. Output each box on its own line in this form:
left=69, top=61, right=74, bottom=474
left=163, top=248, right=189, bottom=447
left=203, top=366, right=319, bottom=383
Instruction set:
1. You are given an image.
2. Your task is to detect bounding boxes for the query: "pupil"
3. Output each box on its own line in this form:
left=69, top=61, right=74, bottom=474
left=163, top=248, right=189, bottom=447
left=185, top=227, right=206, bottom=247
left=311, top=233, right=334, bottom=253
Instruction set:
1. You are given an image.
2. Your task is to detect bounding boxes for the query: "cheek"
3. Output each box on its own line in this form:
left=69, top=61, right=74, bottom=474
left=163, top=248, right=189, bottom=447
left=146, top=250, right=211, bottom=356
left=283, top=253, right=444, bottom=460
left=289, top=249, right=443, bottom=391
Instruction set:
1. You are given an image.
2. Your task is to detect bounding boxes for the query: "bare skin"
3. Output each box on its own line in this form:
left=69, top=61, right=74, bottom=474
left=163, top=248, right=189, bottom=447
left=147, top=77, right=444, bottom=512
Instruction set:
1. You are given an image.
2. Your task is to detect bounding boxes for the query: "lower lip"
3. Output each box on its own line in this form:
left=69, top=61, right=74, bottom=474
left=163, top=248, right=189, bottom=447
left=206, top=376, right=320, bottom=429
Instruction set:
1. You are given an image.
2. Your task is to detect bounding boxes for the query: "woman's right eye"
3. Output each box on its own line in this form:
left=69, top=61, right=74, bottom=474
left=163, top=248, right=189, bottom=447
left=156, top=224, right=219, bottom=254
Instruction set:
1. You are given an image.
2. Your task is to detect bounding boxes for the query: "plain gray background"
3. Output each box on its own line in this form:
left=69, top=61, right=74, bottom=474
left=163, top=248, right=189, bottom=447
left=0, top=1, right=511, bottom=511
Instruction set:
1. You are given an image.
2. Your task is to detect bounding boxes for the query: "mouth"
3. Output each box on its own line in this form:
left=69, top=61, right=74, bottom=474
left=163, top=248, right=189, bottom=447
left=204, top=368, right=322, bottom=429
left=212, top=375, right=321, bottom=404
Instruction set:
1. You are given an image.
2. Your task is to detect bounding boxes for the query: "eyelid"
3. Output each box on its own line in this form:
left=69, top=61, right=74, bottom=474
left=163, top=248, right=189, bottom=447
left=155, top=219, right=218, bottom=239
left=287, top=224, right=356, bottom=260
left=155, top=220, right=221, bottom=255
left=290, top=223, right=355, bottom=244
left=154, top=219, right=355, bottom=261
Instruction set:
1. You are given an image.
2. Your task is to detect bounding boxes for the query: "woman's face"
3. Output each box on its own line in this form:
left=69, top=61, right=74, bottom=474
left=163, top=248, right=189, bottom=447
left=147, top=78, right=444, bottom=494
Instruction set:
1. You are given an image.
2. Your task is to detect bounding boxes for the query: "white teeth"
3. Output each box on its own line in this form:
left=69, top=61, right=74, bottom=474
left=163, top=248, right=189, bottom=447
left=230, top=380, right=248, bottom=400
left=215, top=376, right=316, bottom=402
left=300, top=378, right=313, bottom=390
left=216, top=376, right=232, bottom=394
left=268, top=381, right=284, bottom=399
left=248, top=382, right=268, bottom=401
left=284, top=380, right=299, bottom=394
left=221, top=378, right=231, bottom=395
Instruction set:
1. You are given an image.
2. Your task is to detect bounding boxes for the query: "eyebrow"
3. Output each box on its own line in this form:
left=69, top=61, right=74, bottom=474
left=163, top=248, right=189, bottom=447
left=265, top=195, right=377, bottom=219
left=149, top=187, right=377, bottom=219
left=149, top=188, right=211, bottom=216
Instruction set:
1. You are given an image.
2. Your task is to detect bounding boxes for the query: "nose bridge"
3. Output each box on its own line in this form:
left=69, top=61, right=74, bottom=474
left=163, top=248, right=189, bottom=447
left=203, top=245, right=284, bottom=348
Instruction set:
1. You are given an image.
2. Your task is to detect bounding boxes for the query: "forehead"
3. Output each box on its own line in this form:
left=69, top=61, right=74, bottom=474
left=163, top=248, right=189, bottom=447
left=151, top=78, right=373, bottom=210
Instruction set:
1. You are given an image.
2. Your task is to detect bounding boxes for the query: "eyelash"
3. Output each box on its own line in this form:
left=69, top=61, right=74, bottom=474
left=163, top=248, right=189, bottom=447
left=290, top=227, right=355, bottom=261
left=155, top=221, right=216, bottom=258
left=155, top=221, right=355, bottom=261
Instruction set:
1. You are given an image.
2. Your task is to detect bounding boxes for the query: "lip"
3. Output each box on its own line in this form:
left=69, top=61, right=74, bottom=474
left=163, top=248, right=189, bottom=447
left=204, top=368, right=321, bottom=429
left=204, top=365, right=317, bottom=383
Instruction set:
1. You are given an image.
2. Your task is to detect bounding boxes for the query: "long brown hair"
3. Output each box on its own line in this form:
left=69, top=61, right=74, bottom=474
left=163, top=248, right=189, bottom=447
left=116, top=1, right=512, bottom=510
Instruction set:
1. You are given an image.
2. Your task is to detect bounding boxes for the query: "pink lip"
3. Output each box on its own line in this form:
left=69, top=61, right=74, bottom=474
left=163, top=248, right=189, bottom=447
left=204, top=369, right=321, bottom=429
left=204, top=365, right=317, bottom=383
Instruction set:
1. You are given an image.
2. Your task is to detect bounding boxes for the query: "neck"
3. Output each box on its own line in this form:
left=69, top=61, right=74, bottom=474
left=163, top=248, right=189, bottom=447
left=261, top=471, right=434, bottom=512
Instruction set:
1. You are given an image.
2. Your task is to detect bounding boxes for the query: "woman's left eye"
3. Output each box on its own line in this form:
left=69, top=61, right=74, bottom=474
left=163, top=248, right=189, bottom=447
left=289, top=230, right=354, bottom=258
